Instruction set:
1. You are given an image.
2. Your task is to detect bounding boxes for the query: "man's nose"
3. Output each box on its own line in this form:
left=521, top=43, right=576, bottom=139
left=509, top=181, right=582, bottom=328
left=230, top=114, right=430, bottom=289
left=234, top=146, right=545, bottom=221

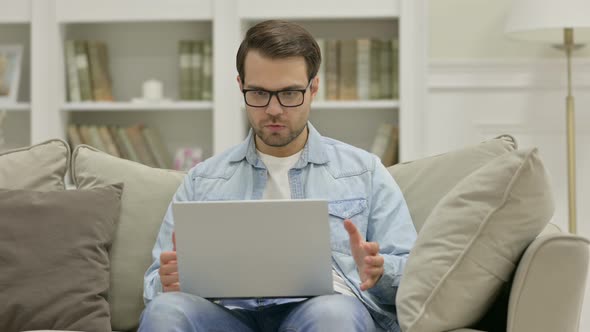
left=265, top=94, right=284, bottom=116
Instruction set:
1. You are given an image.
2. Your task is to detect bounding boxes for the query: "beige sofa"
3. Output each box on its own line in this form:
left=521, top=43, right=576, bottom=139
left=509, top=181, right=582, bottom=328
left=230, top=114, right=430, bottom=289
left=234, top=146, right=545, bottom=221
left=0, top=135, right=588, bottom=332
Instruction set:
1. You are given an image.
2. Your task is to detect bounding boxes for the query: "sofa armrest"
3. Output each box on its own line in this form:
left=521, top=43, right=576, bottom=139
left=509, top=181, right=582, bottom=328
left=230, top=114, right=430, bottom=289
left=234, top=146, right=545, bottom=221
left=507, top=233, right=590, bottom=332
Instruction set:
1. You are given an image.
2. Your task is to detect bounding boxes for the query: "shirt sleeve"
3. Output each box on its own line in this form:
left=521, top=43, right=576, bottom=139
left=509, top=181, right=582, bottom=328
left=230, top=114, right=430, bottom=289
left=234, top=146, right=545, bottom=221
left=143, top=172, right=195, bottom=304
left=366, top=157, right=417, bottom=305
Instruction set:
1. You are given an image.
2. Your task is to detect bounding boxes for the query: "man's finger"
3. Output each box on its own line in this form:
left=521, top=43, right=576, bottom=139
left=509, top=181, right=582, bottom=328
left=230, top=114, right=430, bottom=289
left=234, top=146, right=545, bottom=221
left=364, top=255, right=384, bottom=267
left=161, top=273, right=179, bottom=286
left=363, top=242, right=380, bottom=255
left=172, top=231, right=176, bottom=252
left=163, top=282, right=180, bottom=293
left=343, top=219, right=363, bottom=246
left=360, top=279, right=375, bottom=291
left=364, top=266, right=384, bottom=278
left=159, top=261, right=178, bottom=275
left=160, top=251, right=177, bottom=264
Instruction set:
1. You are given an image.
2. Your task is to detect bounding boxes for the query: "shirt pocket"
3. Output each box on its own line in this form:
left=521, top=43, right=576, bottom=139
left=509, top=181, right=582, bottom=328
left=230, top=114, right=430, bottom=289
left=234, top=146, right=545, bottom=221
left=328, top=198, right=368, bottom=254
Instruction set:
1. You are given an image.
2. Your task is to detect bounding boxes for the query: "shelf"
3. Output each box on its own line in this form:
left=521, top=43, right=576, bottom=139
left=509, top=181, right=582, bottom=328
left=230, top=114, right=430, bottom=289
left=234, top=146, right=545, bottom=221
left=0, top=0, right=31, bottom=23
left=61, top=101, right=213, bottom=112
left=56, top=0, right=213, bottom=23
left=312, top=100, right=399, bottom=110
left=239, top=0, right=399, bottom=20
left=0, top=103, right=30, bottom=112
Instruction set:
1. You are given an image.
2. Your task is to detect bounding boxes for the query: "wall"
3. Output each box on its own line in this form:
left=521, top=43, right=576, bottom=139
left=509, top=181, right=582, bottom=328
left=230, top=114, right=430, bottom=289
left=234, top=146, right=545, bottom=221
left=428, top=1, right=590, bottom=331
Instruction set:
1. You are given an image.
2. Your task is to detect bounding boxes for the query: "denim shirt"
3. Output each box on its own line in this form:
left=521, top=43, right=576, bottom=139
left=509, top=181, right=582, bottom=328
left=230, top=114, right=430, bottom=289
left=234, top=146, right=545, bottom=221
left=143, top=122, right=417, bottom=332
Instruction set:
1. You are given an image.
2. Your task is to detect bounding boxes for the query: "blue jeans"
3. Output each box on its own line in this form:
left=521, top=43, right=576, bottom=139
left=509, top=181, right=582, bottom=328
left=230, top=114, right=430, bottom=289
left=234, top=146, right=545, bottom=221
left=138, top=292, right=377, bottom=332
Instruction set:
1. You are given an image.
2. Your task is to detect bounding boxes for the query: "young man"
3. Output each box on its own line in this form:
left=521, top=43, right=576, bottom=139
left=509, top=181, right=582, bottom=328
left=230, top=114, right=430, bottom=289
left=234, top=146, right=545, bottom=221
left=140, top=20, right=416, bottom=332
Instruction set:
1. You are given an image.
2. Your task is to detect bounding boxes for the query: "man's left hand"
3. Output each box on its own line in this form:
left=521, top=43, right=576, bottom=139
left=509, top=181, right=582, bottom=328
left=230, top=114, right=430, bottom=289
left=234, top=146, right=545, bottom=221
left=343, top=219, right=384, bottom=291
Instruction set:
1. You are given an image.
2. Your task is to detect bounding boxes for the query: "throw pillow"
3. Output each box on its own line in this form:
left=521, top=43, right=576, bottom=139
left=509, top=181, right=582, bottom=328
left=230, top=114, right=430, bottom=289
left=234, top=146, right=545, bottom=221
left=0, top=139, right=70, bottom=191
left=388, top=135, right=517, bottom=232
left=71, top=145, right=185, bottom=331
left=396, top=148, right=554, bottom=332
left=0, top=184, right=123, bottom=332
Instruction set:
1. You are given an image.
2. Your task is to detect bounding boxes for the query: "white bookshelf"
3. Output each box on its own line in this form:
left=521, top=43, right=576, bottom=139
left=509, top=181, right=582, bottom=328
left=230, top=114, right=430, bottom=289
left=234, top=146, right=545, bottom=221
left=61, top=101, right=213, bottom=112
left=0, top=1, right=31, bottom=149
left=8, top=0, right=426, bottom=165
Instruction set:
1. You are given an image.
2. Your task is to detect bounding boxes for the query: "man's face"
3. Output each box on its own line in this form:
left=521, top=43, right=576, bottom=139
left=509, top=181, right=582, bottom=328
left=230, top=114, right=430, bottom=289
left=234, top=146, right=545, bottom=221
left=238, top=50, right=318, bottom=156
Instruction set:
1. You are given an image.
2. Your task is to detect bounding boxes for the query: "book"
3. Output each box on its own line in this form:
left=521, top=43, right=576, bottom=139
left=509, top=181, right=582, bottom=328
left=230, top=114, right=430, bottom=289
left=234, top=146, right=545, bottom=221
left=369, top=39, right=382, bottom=100
left=117, top=127, right=141, bottom=163
left=339, top=40, right=358, bottom=100
left=379, top=39, right=393, bottom=100
left=109, top=126, right=129, bottom=160
left=315, top=38, right=326, bottom=101
left=74, top=40, right=93, bottom=101
left=88, top=41, right=113, bottom=101
left=97, top=125, right=120, bottom=157
left=325, top=39, right=340, bottom=100
left=190, top=40, right=203, bottom=100
left=142, top=127, right=172, bottom=169
left=178, top=40, right=192, bottom=101
left=126, top=124, right=157, bottom=167
left=201, top=40, right=213, bottom=100
left=370, top=123, right=395, bottom=165
left=67, top=124, right=83, bottom=148
left=356, top=39, right=371, bottom=100
left=391, top=38, right=399, bottom=100
left=65, top=40, right=81, bottom=102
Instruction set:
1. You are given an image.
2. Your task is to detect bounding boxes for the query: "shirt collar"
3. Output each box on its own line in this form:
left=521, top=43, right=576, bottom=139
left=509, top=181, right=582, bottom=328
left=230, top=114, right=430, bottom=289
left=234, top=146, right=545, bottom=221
left=228, top=121, right=329, bottom=167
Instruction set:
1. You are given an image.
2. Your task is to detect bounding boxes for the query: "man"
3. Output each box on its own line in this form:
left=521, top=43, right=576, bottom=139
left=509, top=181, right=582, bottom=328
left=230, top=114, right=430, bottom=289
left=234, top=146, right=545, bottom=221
left=140, top=20, right=416, bottom=332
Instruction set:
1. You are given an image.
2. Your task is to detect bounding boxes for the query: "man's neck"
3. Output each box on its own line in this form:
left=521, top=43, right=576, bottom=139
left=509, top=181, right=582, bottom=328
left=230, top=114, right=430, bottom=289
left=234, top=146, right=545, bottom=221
left=255, top=126, right=308, bottom=158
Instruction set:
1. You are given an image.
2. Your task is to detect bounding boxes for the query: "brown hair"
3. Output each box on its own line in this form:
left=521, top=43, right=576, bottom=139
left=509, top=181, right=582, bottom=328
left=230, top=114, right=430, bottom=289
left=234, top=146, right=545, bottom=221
left=236, top=20, right=321, bottom=82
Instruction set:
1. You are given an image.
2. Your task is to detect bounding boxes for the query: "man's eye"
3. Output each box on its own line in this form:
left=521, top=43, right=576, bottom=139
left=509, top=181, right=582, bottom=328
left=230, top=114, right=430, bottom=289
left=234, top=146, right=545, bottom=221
left=254, top=91, right=268, bottom=96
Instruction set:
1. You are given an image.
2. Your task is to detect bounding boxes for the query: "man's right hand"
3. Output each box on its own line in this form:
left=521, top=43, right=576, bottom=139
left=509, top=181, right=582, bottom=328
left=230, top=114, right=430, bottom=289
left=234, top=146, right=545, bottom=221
left=159, top=232, right=180, bottom=292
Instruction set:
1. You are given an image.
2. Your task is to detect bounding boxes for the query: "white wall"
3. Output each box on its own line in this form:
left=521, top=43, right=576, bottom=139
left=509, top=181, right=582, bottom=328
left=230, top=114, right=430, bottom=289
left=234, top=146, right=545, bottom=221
left=429, top=1, right=590, bottom=331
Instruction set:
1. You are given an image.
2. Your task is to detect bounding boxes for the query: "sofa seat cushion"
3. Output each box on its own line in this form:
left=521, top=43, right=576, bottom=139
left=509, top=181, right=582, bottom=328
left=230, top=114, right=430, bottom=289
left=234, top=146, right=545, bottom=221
left=0, top=184, right=123, bottom=332
left=71, top=145, right=185, bottom=331
left=0, top=139, right=69, bottom=191
left=396, top=148, right=554, bottom=332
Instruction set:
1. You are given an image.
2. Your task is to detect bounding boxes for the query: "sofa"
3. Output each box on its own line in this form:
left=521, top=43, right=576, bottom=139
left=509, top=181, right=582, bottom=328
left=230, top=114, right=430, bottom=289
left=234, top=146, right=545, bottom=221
left=0, top=135, right=588, bottom=332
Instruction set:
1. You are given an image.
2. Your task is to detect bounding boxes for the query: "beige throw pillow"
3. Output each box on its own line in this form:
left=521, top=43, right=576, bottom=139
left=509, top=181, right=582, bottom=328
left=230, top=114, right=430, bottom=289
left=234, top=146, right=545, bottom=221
left=0, top=139, right=69, bottom=191
left=0, top=184, right=122, bottom=332
left=388, top=135, right=517, bottom=232
left=71, top=145, right=185, bottom=331
left=396, top=148, right=554, bottom=332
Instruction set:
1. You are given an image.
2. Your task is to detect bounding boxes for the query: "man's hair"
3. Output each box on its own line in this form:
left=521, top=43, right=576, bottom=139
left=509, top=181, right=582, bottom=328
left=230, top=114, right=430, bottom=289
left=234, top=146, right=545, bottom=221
left=236, top=20, right=321, bottom=82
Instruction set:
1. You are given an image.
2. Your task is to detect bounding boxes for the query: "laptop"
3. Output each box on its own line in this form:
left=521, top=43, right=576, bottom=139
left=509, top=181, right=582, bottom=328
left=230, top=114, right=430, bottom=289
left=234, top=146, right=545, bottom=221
left=172, top=199, right=334, bottom=299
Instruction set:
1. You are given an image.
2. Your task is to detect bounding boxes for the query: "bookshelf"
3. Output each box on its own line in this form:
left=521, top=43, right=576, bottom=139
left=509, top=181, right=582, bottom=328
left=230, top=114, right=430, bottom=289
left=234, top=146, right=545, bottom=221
left=0, top=0, right=31, bottom=150
left=6, top=0, right=426, bottom=167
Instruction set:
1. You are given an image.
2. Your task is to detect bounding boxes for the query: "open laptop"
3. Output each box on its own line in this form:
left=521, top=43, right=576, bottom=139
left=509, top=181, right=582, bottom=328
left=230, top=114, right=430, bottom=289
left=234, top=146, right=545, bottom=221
left=172, top=199, right=334, bottom=299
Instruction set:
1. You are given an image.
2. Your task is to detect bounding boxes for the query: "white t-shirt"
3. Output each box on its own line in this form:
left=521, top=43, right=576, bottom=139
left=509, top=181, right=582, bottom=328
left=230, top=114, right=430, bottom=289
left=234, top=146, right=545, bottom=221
left=257, top=149, right=356, bottom=297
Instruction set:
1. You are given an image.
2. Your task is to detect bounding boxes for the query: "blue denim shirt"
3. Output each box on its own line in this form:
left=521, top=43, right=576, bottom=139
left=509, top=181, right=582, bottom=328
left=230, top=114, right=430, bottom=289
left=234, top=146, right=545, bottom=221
left=143, top=122, right=417, bottom=332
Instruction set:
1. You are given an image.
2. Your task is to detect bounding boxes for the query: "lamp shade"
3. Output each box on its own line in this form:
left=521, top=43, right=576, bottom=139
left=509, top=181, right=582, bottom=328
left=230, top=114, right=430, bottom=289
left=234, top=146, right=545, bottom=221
left=505, top=0, right=590, bottom=42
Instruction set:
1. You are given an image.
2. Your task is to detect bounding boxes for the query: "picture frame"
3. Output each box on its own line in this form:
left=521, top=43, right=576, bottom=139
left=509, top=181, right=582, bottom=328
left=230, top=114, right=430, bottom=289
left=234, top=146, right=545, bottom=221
left=0, top=44, right=23, bottom=103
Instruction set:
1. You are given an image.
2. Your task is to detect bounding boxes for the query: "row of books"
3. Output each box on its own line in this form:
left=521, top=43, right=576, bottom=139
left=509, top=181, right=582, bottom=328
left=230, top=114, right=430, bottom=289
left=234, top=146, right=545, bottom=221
left=67, top=124, right=172, bottom=169
left=65, top=40, right=114, bottom=102
left=370, top=123, right=399, bottom=167
left=178, top=40, right=213, bottom=101
left=316, top=38, right=399, bottom=101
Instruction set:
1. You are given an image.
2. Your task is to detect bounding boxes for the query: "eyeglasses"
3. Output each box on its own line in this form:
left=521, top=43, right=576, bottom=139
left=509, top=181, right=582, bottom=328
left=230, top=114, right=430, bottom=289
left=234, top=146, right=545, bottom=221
left=242, top=79, right=313, bottom=108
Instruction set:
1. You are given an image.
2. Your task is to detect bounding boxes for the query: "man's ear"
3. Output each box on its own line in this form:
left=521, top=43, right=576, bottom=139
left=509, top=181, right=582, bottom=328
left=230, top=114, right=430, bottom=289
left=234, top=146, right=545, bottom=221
left=310, top=76, right=320, bottom=99
left=237, top=75, right=243, bottom=90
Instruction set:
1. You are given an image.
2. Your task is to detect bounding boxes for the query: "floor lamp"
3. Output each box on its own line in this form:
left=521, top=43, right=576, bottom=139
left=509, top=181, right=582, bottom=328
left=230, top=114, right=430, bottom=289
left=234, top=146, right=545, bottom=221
left=505, top=0, right=590, bottom=234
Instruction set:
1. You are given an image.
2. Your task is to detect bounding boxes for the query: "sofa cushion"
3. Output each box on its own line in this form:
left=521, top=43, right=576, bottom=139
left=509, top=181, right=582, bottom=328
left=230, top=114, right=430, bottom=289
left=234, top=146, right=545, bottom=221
left=71, top=145, right=185, bottom=331
left=0, top=139, right=69, bottom=191
left=396, top=148, right=554, bottom=332
left=0, top=184, right=122, bottom=332
left=388, top=135, right=517, bottom=232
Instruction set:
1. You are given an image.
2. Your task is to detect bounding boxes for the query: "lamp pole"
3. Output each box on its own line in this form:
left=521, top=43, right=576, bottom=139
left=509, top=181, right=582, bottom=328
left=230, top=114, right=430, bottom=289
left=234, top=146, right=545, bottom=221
left=563, top=28, right=577, bottom=234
